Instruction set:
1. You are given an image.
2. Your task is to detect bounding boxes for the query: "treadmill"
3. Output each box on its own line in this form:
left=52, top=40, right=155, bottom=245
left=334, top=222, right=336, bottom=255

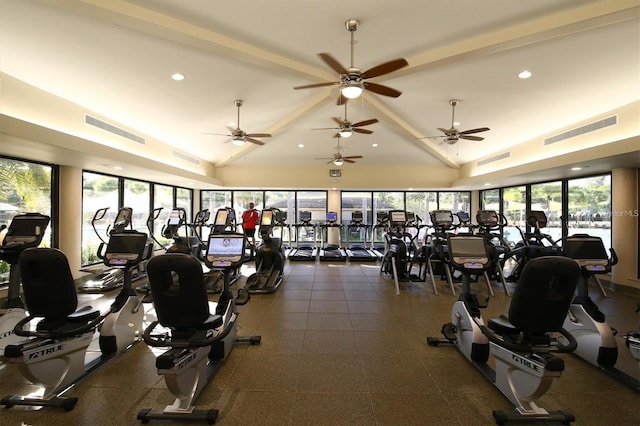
left=345, top=211, right=377, bottom=262
left=288, top=211, right=318, bottom=261
left=319, top=211, right=346, bottom=261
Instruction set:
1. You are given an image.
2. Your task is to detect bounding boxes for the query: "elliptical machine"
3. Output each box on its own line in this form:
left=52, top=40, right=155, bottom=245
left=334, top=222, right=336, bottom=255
left=137, top=231, right=261, bottom=424
left=380, top=210, right=421, bottom=295
left=0, top=213, right=50, bottom=356
left=79, top=207, right=134, bottom=292
left=561, top=234, right=639, bottom=392
left=1, top=230, right=152, bottom=411
left=245, top=208, right=285, bottom=294
left=428, top=233, right=580, bottom=424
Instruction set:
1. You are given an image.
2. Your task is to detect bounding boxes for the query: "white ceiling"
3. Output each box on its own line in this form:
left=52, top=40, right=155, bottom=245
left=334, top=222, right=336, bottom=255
left=0, top=0, right=639, bottom=174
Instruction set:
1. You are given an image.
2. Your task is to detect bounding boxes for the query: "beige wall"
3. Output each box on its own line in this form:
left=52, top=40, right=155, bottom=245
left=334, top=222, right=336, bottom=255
left=611, top=168, right=639, bottom=289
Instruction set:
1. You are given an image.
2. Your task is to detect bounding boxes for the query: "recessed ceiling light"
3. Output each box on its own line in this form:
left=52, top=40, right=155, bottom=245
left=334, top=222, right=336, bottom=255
left=171, top=72, right=185, bottom=81
left=372, top=143, right=378, bottom=147
left=113, top=166, right=123, bottom=170
left=298, top=144, right=304, bottom=148
left=571, top=167, right=582, bottom=171
left=518, top=70, right=532, bottom=79
left=484, top=183, right=491, bottom=186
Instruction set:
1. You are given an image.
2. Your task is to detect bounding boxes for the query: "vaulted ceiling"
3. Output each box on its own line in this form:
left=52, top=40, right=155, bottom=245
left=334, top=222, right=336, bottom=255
left=0, top=1, right=638, bottom=184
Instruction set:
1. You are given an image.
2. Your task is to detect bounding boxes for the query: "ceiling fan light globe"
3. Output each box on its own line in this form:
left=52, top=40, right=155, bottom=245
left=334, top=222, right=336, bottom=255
left=341, top=83, right=363, bottom=99
left=232, top=138, right=245, bottom=146
left=339, top=129, right=353, bottom=138
left=334, top=158, right=344, bottom=166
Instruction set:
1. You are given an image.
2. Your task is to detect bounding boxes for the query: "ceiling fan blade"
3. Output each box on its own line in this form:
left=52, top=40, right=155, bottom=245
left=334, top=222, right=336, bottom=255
left=419, top=135, right=446, bottom=140
left=294, top=81, right=339, bottom=90
left=363, top=82, right=402, bottom=98
left=353, top=128, right=373, bottom=134
left=332, top=117, right=347, bottom=126
left=202, top=132, right=232, bottom=137
left=311, top=127, right=339, bottom=131
left=437, top=127, right=455, bottom=135
left=352, top=118, right=379, bottom=127
left=344, top=155, right=363, bottom=160
left=343, top=159, right=355, bottom=163
left=245, top=137, right=265, bottom=145
left=459, top=135, right=484, bottom=141
left=326, top=159, right=335, bottom=164
left=246, top=133, right=271, bottom=138
left=459, top=127, right=490, bottom=135
left=318, top=53, right=348, bottom=75
left=361, top=58, right=409, bottom=79
left=336, top=93, right=348, bottom=105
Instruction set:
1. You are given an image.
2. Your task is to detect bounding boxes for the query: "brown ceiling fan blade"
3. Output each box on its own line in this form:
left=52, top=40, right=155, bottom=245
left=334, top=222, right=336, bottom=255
left=311, top=127, right=339, bottom=131
left=326, top=159, right=335, bottom=164
left=246, top=133, right=271, bottom=138
left=332, top=133, right=341, bottom=138
left=344, top=159, right=357, bottom=163
left=336, top=93, right=348, bottom=105
left=332, top=117, right=347, bottom=126
left=294, top=81, right=339, bottom=90
left=361, top=58, right=409, bottom=79
left=202, top=132, right=232, bottom=137
left=353, top=128, right=373, bottom=134
left=245, top=137, right=265, bottom=145
left=344, top=155, right=363, bottom=160
left=459, top=127, right=490, bottom=135
left=363, top=82, right=402, bottom=98
left=352, top=118, right=379, bottom=127
left=318, top=53, right=348, bottom=75
left=437, top=127, right=455, bottom=135
left=459, top=135, right=484, bottom=141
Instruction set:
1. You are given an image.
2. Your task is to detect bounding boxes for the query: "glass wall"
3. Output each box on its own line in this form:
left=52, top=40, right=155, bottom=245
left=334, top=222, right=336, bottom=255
left=341, top=191, right=372, bottom=244
left=176, top=187, right=193, bottom=222
left=0, top=157, right=54, bottom=281
left=479, top=173, right=612, bottom=249
left=81, top=171, right=191, bottom=266
left=265, top=191, right=295, bottom=245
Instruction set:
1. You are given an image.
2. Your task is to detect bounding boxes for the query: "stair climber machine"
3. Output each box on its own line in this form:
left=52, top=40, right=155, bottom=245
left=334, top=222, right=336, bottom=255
left=245, top=208, right=285, bottom=294
left=137, top=231, right=261, bottom=424
left=475, top=210, right=512, bottom=296
left=1, top=230, right=153, bottom=411
left=79, top=206, right=134, bottom=292
left=380, top=210, right=421, bottom=295
left=561, top=234, right=639, bottom=392
left=428, top=234, right=581, bottom=425
left=370, top=211, right=389, bottom=259
left=345, top=211, right=377, bottom=262
left=319, top=211, right=346, bottom=261
left=0, top=213, right=50, bottom=356
left=288, top=211, right=318, bottom=261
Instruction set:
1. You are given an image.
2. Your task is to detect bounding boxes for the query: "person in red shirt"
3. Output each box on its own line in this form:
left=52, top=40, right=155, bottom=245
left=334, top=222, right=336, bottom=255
left=241, top=202, right=259, bottom=247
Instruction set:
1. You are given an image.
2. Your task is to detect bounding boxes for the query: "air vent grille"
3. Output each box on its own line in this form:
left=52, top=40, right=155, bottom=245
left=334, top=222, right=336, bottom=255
left=85, top=115, right=145, bottom=145
left=477, top=152, right=510, bottom=167
left=172, top=150, right=201, bottom=165
left=544, top=115, right=617, bottom=146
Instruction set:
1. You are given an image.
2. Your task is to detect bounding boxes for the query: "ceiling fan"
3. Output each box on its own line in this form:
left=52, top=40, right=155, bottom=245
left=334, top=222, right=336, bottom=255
left=293, top=19, right=408, bottom=102
left=204, top=100, right=271, bottom=146
left=312, top=104, right=378, bottom=138
left=315, top=137, right=363, bottom=166
left=421, top=99, right=489, bottom=145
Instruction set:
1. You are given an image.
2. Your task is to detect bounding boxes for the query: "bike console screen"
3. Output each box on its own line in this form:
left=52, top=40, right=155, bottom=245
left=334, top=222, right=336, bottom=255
left=206, top=234, right=245, bottom=267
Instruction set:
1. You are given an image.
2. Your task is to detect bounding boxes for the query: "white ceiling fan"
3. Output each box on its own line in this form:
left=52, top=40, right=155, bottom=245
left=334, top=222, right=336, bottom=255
left=204, top=100, right=271, bottom=146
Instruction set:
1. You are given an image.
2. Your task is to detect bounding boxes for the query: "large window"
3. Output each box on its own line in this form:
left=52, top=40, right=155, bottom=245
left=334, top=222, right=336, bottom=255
left=341, top=191, right=372, bottom=243
left=176, top=187, right=193, bottom=222
left=124, top=179, right=150, bottom=233
left=82, top=172, right=119, bottom=265
left=0, top=157, right=54, bottom=281
left=531, top=181, right=562, bottom=242
left=502, top=185, right=526, bottom=244
left=153, top=184, right=175, bottom=247
left=568, top=175, right=611, bottom=249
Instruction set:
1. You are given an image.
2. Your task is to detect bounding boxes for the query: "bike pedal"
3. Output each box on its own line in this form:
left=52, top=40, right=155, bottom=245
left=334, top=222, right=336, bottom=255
left=441, top=323, right=457, bottom=341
